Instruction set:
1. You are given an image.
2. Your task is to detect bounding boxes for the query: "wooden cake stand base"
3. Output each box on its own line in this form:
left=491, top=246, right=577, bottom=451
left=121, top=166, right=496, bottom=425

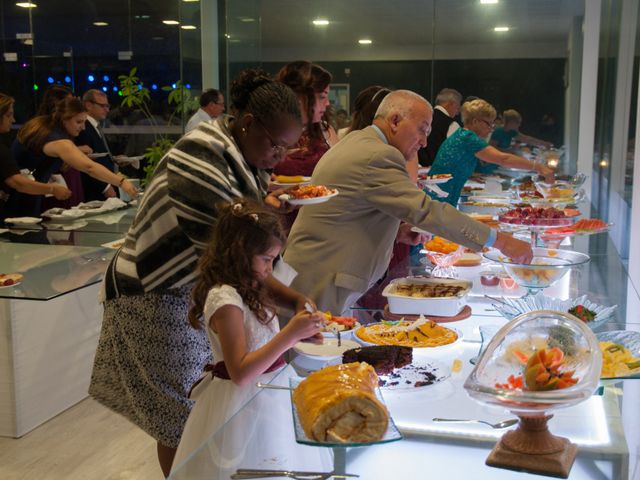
left=383, top=304, right=472, bottom=323
left=485, top=414, right=577, bottom=479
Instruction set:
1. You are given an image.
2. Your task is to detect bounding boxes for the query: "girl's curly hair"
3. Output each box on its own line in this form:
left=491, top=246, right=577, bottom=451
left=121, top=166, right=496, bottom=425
left=188, top=198, right=286, bottom=329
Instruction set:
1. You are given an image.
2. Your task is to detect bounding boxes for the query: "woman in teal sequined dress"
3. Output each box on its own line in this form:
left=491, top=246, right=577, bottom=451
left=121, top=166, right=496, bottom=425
left=427, top=99, right=554, bottom=207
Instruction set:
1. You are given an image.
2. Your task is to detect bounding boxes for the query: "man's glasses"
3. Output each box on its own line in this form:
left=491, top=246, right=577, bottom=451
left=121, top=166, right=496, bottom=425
left=255, top=118, right=288, bottom=155
left=91, top=100, right=111, bottom=109
left=478, top=118, right=495, bottom=129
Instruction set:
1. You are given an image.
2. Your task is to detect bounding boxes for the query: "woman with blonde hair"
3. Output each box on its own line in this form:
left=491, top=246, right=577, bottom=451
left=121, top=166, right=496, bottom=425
left=6, top=96, right=137, bottom=217
left=427, top=98, right=554, bottom=206
left=1, top=93, right=72, bottom=220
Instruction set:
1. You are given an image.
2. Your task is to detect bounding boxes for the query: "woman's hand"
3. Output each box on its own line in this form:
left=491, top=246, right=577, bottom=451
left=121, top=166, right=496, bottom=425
left=77, top=145, right=93, bottom=155
left=120, top=179, right=139, bottom=199
left=51, top=184, right=72, bottom=200
left=265, top=189, right=296, bottom=213
left=283, top=311, right=324, bottom=343
left=536, top=164, right=555, bottom=184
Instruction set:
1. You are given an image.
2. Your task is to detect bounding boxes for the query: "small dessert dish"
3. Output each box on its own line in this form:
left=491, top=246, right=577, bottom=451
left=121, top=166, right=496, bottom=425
left=0, top=272, right=23, bottom=288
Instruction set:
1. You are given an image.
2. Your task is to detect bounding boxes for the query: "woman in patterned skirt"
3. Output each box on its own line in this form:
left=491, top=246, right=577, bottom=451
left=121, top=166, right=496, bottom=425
left=89, top=69, right=307, bottom=477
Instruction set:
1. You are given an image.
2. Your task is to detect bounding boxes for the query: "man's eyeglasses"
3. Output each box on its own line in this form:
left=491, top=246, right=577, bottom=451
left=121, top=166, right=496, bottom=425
left=91, top=100, right=111, bottom=109
left=478, top=118, right=495, bottom=129
left=255, top=118, right=288, bottom=155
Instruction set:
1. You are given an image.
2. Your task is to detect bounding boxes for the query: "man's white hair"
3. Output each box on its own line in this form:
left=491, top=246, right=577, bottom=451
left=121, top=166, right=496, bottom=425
left=374, top=90, right=432, bottom=120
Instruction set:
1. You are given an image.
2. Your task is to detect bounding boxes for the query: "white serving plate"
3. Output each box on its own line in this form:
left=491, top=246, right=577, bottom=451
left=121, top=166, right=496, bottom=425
left=382, top=277, right=471, bottom=317
left=279, top=190, right=339, bottom=206
left=293, top=338, right=360, bottom=360
left=4, top=217, right=42, bottom=225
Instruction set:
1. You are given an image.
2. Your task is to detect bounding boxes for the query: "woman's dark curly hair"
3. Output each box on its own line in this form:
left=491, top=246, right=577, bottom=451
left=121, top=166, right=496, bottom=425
left=276, top=61, right=332, bottom=141
left=348, top=85, right=391, bottom=133
left=230, top=68, right=301, bottom=124
left=188, top=198, right=286, bottom=329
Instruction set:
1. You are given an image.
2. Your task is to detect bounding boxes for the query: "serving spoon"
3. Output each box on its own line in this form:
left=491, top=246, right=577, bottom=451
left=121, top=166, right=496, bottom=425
left=432, top=417, right=518, bottom=429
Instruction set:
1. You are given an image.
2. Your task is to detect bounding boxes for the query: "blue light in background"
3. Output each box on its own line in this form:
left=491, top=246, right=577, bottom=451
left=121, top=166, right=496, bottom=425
left=151, top=84, right=158, bottom=90
left=103, top=75, right=110, bottom=82
left=112, top=86, right=118, bottom=92
left=64, top=76, right=71, bottom=83
left=88, top=74, right=95, bottom=82
left=172, top=83, right=177, bottom=89
left=47, top=77, right=54, bottom=84
left=185, top=84, right=191, bottom=89
left=102, top=86, right=108, bottom=92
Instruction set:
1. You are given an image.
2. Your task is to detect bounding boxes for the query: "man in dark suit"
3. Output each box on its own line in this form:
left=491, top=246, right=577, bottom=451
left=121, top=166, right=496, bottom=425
left=418, top=88, right=462, bottom=166
left=76, top=89, right=117, bottom=201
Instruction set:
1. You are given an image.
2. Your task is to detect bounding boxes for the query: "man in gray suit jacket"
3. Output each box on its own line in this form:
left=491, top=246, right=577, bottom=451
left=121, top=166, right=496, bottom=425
left=283, top=90, right=532, bottom=315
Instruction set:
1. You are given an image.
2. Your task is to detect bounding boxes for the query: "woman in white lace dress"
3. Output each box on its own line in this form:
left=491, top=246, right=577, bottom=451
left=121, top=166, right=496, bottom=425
left=170, top=199, right=329, bottom=477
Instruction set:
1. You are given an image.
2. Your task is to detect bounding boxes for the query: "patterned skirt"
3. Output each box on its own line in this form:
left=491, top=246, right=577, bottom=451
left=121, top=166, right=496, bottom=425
left=89, top=285, right=212, bottom=448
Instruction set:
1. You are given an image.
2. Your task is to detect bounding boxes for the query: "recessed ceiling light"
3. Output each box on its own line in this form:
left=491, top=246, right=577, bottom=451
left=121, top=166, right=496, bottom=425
left=93, top=21, right=109, bottom=27
left=312, top=19, right=329, bottom=26
left=239, top=17, right=255, bottom=23
left=183, top=0, right=199, bottom=2
left=181, top=25, right=197, bottom=30
left=358, top=39, right=372, bottom=45
left=225, top=33, right=231, bottom=38
left=480, top=0, right=499, bottom=4
left=135, top=14, right=150, bottom=19
left=16, top=2, right=37, bottom=7
left=163, top=20, right=180, bottom=25
left=494, top=26, right=509, bottom=32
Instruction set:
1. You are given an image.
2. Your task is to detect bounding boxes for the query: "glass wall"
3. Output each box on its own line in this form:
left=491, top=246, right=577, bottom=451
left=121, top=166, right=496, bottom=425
left=0, top=0, right=203, bottom=167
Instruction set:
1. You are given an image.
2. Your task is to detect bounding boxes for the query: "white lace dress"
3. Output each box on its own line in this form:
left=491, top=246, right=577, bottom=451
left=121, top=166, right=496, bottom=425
left=171, top=285, right=331, bottom=478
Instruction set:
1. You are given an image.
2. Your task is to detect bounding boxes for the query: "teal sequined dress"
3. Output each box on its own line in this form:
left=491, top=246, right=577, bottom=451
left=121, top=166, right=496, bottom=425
left=426, top=128, right=488, bottom=207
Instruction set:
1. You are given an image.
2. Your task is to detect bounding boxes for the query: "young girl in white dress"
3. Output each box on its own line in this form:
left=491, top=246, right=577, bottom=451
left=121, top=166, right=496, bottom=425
left=170, top=199, right=331, bottom=478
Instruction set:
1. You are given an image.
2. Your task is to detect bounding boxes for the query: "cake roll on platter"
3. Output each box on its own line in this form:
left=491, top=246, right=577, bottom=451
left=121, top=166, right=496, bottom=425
left=292, top=363, right=389, bottom=443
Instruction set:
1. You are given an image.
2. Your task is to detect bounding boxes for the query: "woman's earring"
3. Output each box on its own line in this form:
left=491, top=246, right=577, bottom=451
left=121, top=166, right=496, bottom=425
left=241, top=127, right=247, bottom=135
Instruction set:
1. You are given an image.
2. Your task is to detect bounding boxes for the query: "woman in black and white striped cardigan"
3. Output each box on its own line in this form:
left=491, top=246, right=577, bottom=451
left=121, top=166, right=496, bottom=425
left=90, top=69, right=309, bottom=476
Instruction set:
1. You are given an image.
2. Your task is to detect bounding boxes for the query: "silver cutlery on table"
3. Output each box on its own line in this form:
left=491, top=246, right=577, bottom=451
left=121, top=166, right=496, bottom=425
left=232, top=468, right=359, bottom=479
left=255, top=382, right=293, bottom=391
left=432, top=417, right=518, bottom=429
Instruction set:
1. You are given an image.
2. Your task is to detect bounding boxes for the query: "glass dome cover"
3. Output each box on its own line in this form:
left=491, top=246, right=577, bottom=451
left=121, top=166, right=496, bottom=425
left=464, top=310, right=602, bottom=415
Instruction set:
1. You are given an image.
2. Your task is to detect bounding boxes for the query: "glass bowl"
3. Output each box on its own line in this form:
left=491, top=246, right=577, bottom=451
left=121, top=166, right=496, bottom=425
left=464, top=310, right=602, bottom=415
left=489, top=292, right=617, bottom=331
left=483, top=248, right=590, bottom=295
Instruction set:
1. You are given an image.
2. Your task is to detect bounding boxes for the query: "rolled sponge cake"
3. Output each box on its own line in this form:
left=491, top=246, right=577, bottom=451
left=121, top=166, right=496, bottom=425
left=292, top=362, right=389, bottom=443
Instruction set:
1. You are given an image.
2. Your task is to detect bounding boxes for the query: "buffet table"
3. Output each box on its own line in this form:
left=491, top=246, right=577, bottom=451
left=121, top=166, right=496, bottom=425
left=169, top=231, right=640, bottom=480
left=0, top=208, right=135, bottom=437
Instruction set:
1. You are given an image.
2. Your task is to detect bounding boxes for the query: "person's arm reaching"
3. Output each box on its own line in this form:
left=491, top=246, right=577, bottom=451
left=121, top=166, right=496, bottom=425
left=475, top=145, right=554, bottom=183
left=43, top=139, right=138, bottom=198
left=4, top=174, right=72, bottom=200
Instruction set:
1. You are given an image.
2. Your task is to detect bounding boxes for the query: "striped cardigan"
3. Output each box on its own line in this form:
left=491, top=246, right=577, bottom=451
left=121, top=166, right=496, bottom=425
left=103, top=116, right=269, bottom=300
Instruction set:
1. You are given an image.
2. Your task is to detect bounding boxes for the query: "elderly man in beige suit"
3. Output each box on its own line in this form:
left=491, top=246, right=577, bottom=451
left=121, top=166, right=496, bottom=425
left=283, top=90, right=532, bottom=315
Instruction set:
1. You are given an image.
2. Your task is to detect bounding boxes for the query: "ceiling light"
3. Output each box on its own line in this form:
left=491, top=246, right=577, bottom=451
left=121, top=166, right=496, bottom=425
left=358, top=39, right=372, bottom=45
left=93, top=21, right=109, bottom=27
left=225, top=34, right=231, bottom=39
left=239, top=17, right=255, bottom=23
left=16, top=2, right=37, bottom=7
left=312, top=19, right=329, bottom=26
left=480, top=0, right=498, bottom=4
left=163, top=20, right=180, bottom=25
left=181, top=25, right=197, bottom=30
left=183, top=0, right=199, bottom=2
left=494, top=26, right=509, bottom=32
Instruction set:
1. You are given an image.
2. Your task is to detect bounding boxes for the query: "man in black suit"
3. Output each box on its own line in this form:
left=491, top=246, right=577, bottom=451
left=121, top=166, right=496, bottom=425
left=76, top=89, right=117, bottom=201
left=418, top=88, right=462, bottom=166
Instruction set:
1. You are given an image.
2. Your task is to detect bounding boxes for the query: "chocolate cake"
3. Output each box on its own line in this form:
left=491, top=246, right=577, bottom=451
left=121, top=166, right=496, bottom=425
left=342, top=346, right=413, bottom=375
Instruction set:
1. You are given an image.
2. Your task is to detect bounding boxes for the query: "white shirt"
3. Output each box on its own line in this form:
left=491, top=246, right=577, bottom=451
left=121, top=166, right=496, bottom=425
left=185, top=108, right=213, bottom=133
left=435, top=105, right=461, bottom=137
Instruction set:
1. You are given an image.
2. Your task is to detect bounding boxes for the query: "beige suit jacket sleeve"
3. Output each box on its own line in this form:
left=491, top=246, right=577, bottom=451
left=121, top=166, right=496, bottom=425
left=362, top=148, right=491, bottom=250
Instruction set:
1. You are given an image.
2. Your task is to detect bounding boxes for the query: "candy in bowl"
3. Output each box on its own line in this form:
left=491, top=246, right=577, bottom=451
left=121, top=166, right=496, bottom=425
left=464, top=310, right=601, bottom=477
left=483, top=248, right=590, bottom=296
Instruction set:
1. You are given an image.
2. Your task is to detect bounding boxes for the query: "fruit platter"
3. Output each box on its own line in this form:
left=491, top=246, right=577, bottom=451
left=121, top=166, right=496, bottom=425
left=498, top=206, right=572, bottom=227
left=464, top=311, right=601, bottom=477
left=320, top=312, right=360, bottom=338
